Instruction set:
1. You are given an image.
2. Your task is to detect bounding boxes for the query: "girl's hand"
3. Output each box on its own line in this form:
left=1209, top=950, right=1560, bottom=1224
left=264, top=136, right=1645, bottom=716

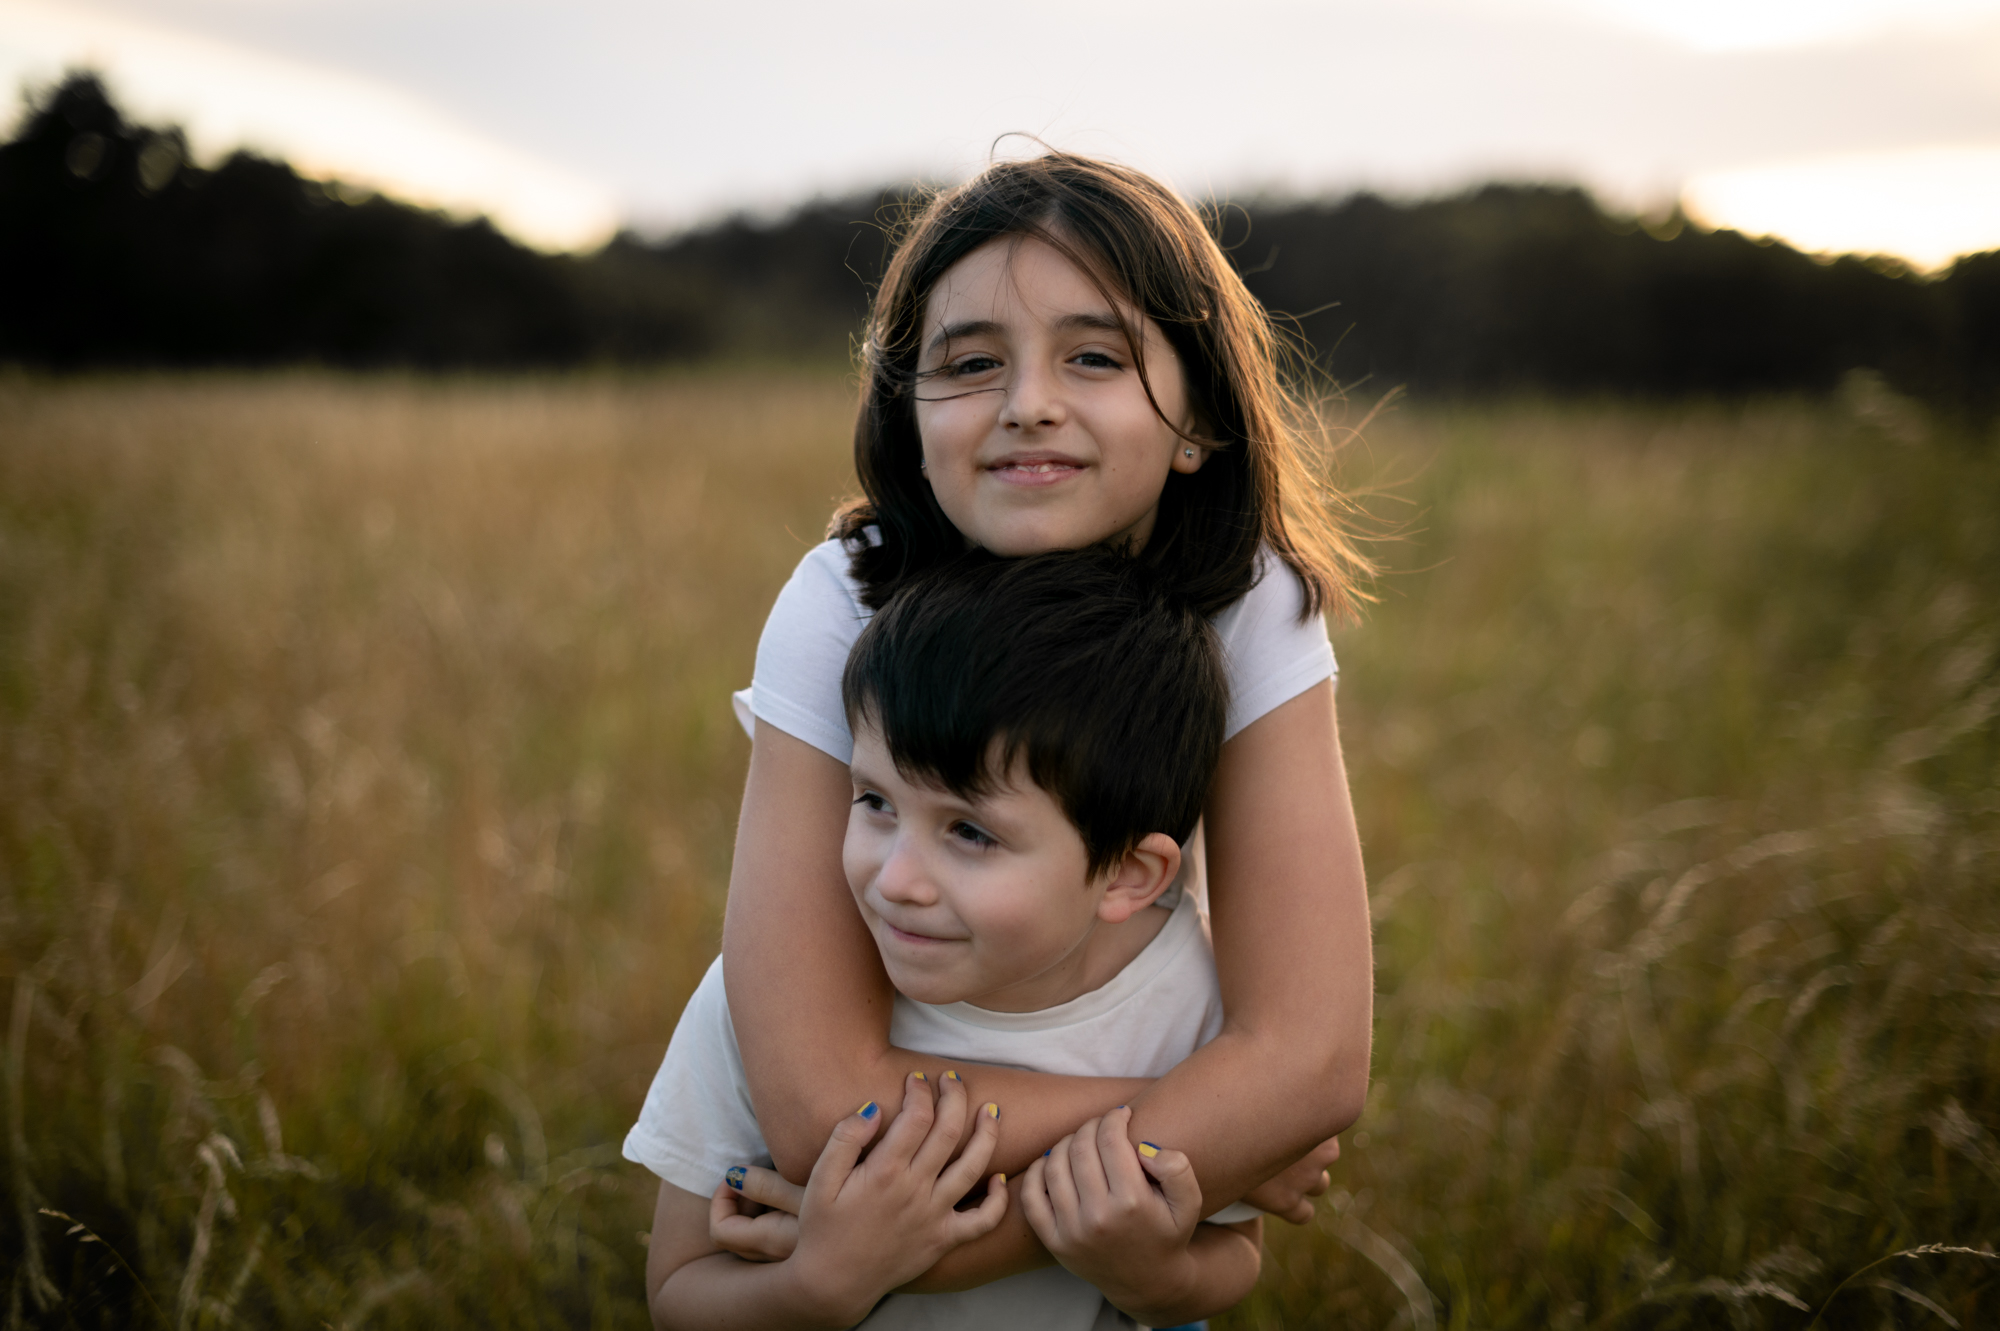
left=708, top=1165, right=804, bottom=1262
left=1018, top=1106, right=1205, bottom=1312
left=1241, top=1133, right=1341, bottom=1223
left=781, top=1071, right=1010, bottom=1320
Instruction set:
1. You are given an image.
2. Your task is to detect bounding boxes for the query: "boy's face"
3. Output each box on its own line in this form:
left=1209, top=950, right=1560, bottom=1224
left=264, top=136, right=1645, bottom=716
left=843, top=722, right=1114, bottom=1013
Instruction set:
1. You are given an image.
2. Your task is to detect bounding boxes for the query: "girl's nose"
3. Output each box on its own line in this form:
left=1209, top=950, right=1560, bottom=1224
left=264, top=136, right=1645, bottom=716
left=999, top=360, right=1064, bottom=432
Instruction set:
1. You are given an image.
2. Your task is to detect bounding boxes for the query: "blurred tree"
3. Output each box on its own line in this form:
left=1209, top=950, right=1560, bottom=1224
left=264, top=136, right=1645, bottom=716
left=1, top=72, right=1993, bottom=422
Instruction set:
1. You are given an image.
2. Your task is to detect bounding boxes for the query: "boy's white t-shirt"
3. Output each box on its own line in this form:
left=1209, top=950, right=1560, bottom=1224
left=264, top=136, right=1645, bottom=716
left=624, top=892, right=1259, bottom=1331
left=732, top=537, right=1336, bottom=766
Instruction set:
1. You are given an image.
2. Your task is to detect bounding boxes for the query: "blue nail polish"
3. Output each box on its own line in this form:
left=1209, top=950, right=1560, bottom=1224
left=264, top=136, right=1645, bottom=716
left=857, top=1100, right=879, bottom=1120
left=725, top=1166, right=746, bottom=1190
left=1043, top=1148, right=1051, bottom=1157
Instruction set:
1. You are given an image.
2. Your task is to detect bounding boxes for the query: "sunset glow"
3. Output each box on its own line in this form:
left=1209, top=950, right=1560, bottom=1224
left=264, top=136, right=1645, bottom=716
left=5, top=0, right=1996, bottom=265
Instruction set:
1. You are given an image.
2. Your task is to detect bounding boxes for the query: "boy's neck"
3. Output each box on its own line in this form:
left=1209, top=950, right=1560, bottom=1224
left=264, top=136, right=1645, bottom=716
left=956, top=901, right=1176, bottom=1014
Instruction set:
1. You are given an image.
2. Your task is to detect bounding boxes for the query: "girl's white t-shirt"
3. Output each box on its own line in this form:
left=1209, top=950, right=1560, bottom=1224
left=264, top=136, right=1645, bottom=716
left=733, top=537, right=1336, bottom=764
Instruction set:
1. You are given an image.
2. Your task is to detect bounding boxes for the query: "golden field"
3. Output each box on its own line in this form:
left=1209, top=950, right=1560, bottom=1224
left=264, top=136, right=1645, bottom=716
left=1, top=373, right=1994, bottom=1328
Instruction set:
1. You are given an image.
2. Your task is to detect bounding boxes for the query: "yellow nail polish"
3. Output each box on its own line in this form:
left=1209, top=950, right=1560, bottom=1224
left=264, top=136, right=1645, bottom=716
left=1137, top=1142, right=1160, bottom=1158
left=944, top=1070, right=961, bottom=1082
left=995, top=1173, right=1005, bottom=1185
left=984, top=1102, right=999, bottom=1119
left=913, top=1072, right=926, bottom=1082
left=857, top=1101, right=879, bottom=1119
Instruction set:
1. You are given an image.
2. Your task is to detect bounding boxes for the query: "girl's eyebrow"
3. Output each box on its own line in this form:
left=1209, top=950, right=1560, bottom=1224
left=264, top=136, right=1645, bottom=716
left=927, top=318, right=1002, bottom=354
left=925, top=311, right=1129, bottom=355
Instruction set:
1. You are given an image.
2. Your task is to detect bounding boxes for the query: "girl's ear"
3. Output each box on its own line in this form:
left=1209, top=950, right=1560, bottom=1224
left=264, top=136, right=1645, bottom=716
left=1170, top=442, right=1209, bottom=475
left=1096, top=833, right=1183, bottom=924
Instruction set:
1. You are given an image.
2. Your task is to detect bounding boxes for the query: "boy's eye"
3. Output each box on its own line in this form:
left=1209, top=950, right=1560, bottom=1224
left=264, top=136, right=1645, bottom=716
left=853, top=791, right=891, bottom=815
left=948, top=820, right=996, bottom=849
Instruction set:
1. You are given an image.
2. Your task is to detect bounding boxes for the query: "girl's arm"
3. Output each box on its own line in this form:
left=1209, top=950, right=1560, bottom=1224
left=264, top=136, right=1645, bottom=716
left=722, top=722, right=1153, bottom=1188
left=1124, top=679, right=1373, bottom=1204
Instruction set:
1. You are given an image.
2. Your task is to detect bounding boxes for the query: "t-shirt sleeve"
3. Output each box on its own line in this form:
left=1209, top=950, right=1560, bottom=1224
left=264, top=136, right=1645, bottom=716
left=622, top=959, right=771, bottom=1196
left=1215, top=554, right=1337, bottom=740
left=742, top=540, right=869, bottom=764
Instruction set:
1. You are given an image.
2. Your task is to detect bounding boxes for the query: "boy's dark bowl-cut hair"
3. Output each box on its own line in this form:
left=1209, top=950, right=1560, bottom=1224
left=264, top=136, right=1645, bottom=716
left=842, top=546, right=1227, bottom=878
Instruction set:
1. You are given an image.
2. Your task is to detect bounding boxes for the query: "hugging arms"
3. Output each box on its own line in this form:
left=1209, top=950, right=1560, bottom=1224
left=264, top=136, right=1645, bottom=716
left=723, top=676, right=1370, bottom=1289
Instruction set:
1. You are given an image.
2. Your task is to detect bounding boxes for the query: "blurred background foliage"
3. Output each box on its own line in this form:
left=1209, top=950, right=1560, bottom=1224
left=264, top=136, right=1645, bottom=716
left=3, top=73, right=1996, bottom=421
left=1, top=376, right=1994, bottom=1327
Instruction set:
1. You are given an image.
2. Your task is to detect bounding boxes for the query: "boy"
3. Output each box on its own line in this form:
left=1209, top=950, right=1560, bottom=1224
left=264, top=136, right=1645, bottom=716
left=625, top=548, right=1263, bottom=1329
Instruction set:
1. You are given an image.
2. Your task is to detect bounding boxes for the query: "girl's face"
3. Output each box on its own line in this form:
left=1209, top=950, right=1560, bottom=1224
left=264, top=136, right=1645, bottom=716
left=913, top=234, right=1206, bottom=556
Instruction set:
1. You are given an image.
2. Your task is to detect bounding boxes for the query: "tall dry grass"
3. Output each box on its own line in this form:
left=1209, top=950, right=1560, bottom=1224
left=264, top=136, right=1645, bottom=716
left=1, top=372, right=852, bottom=1327
left=1244, top=403, right=2000, bottom=1329
left=1, top=376, right=1994, bottom=1328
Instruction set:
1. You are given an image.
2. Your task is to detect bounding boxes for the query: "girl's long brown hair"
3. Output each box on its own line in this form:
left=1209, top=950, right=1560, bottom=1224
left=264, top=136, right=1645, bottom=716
left=835, top=152, right=1372, bottom=622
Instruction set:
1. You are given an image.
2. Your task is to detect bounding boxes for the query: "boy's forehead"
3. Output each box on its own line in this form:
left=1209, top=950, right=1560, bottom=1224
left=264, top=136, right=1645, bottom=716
left=849, top=725, right=1048, bottom=809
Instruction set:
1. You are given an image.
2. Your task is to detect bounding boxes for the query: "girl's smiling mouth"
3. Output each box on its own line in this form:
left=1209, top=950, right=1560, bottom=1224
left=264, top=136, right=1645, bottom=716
left=986, top=453, right=1086, bottom=486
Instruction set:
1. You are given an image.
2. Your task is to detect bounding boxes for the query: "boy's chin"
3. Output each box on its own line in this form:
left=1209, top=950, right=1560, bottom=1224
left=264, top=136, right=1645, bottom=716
left=882, top=962, right=975, bottom=1007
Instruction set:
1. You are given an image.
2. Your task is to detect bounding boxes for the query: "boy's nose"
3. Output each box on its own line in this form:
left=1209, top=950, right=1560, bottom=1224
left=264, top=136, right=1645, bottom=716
left=873, top=837, right=938, bottom=907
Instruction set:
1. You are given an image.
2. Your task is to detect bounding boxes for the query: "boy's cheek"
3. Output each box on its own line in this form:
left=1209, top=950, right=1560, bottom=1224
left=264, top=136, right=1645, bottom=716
left=840, top=834, right=878, bottom=902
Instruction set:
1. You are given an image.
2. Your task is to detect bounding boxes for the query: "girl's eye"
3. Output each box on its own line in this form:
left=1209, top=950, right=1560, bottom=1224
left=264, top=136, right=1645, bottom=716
left=1072, top=350, right=1124, bottom=370
left=948, top=821, right=996, bottom=849
left=944, top=354, right=1002, bottom=378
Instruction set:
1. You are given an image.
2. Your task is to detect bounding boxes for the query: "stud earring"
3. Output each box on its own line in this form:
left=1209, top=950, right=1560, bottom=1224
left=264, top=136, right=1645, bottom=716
left=1183, top=448, right=1196, bottom=459
left=919, top=459, right=927, bottom=473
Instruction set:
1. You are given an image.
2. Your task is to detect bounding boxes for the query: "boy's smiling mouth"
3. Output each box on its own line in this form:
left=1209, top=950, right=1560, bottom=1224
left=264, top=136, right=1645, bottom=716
left=882, top=920, right=959, bottom=946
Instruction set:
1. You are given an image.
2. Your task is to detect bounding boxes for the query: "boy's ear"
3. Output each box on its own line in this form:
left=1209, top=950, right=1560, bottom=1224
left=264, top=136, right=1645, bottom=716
left=1096, top=833, right=1183, bottom=924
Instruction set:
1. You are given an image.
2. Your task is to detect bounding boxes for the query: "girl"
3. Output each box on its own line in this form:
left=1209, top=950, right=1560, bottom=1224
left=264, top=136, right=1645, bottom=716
left=710, top=153, right=1373, bottom=1291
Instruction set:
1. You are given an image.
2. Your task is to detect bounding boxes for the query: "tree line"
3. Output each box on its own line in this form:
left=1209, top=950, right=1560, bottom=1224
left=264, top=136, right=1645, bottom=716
left=4, top=74, right=1993, bottom=418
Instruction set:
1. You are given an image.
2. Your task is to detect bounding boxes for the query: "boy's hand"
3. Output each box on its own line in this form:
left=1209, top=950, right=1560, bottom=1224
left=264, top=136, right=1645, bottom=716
left=1242, top=1133, right=1341, bottom=1223
left=726, top=1070, right=1009, bottom=1321
left=1018, top=1106, right=1205, bottom=1313
left=709, top=1166, right=803, bottom=1262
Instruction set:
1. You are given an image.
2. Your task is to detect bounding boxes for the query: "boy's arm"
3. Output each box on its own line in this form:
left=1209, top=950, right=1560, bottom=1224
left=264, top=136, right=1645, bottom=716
left=646, top=1181, right=872, bottom=1331
left=1123, top=1219, right=1264, bottom=1327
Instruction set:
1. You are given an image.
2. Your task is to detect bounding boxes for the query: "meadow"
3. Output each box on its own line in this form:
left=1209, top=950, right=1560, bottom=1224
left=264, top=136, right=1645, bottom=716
left=0, top=373, right=1994, bottom=1329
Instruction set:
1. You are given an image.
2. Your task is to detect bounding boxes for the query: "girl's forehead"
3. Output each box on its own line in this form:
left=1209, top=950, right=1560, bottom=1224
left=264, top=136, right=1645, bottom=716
left=925, top=232, right=1140, bottom=329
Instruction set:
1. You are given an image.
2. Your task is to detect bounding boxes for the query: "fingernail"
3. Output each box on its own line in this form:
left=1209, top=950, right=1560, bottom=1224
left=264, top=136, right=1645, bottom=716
left=857, top=1101, right=879, bottom=1119
left=913, top=1072, right=926, bottom=1082
left=995, top=1173, right=1005, bottom=1185
left=984, top=1102, right=999, bottom=1119
left=944, top=1070, right=961, bottom=1082
left=1043, top=1148, right=1051, bottom=1157
left=725, top=1165, right=746, bottom=1190
left=1137, top=1142, right=1160, bottom=1158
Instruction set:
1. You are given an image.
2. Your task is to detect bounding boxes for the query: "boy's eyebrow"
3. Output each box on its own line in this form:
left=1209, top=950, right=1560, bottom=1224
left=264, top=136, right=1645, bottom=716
left=925, top=311, right=1130, bottom=356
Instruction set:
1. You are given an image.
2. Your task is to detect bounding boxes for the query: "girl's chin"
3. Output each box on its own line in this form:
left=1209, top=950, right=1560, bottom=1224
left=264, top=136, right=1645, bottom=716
left=965, top=514, right=1157, bottom=559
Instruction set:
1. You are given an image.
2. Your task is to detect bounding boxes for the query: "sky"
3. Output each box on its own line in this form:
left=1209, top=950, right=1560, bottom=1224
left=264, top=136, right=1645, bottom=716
left=5, top=0, right=1998, bottom=268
